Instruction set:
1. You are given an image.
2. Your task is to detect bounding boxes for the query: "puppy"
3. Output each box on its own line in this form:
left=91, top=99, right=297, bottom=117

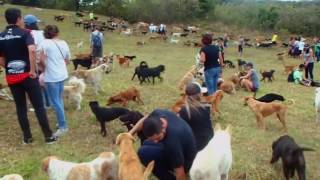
left=0, top=174, right=23, bottom=180
left=244, top=97, right=287, bottom=130
left=270, top=135, right=314, bottom=180
left=132, top=61, right=149, bottom=81
left=71, top=63, right=110, bottom=94
left=116, top=133, right=154, bottom=180
left=64, top=77, right=86, bottom=110
left=107, top=87, right=143, bottom=107
left=255, top=93, right=285, bottom=103
left=178, top=66, right=197, bottom=91
left=42, top=152, right=118, bottom=180
left=190, top=124, right=232, bottom=180
left=119, top=111, right=146, bottom=144
left=138, top=65, right=165, bottom=84
left=237, top=59, right=247, bottom=71
left=204, top=90, right=224, bottom=115
left=218, top=80, right=236, bottom=94
left=315, top=88, right=320, bottom=123
left=224, top=60, right=235, bottom=68
left=171, top=94, right=187, bottom=113
left=260, top=70, right=275, bottom=82
left=89, top=101, right=129, bottom=136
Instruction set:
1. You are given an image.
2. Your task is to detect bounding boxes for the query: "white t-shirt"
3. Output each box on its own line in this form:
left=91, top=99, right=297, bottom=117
left=39, top=39, right=70, bottom=82
left=298, top=41, right=305, bottom=51
left=31, top=30, right=45, bottom=65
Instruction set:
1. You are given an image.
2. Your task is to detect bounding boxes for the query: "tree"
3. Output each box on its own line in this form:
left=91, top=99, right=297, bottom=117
left=198, top=0, right=216, bottom=18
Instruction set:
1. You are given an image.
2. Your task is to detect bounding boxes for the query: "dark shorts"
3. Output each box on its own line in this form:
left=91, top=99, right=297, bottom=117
left=238, top=45, right=243, bottom=52
left=91, top=47, right=102, bottom=58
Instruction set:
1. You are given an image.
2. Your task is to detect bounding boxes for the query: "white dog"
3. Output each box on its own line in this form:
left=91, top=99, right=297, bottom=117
left=315, top=87, right=320, bottom=123
left=0, top=174, right=23, bottom=180
left=170, top=38, right=180, bottom=44
left=70, top=64, right=110, bottom=95
left=190, top=124, right=232, bottom=180
left=42, top=152, right=118, bottom=180
left=64, top=77, right=86, bottom=110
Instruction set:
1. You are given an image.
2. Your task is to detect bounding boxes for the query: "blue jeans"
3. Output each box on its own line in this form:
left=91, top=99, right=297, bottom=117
left=205, top=67, right=221, bottom=95
left=42, top=88, right=51, bottom=107
left=45, top=81, right=67, bottom=129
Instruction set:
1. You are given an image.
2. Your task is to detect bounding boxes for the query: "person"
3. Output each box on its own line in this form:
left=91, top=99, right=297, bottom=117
left=293, top=37, right=300, bottom=57
left=23, top=14, right=50, bottom=108
left=0, top=8, right=57, bottom=144
left=238, top=35, right=245, bottom=56
left=178, top=82, right=214, bottom=151
left=293, top=64, right=311, bottom=86
left=301, top=44, right=315, bottom=80
left=271, top=32, right=278, bottom=44
left=223, top=33, right=229, bottom=48
left=240, top=62, right=260, bottom=94
left=90, top=26, right=103, bottom=67
left=218, top=38, right=225, bottom=63
left=298, top=37, right=305, bottom=56
left=89, top=11, right=94, bottom=20
left=159, top=23, right=166, bottom=36
left=314, top=38, right=320, bottom=62
left=39, top=25, right=70, bottom=137
left=130, top=109, right=197, bottom=180
left=200, top=34, right=224, bottom=95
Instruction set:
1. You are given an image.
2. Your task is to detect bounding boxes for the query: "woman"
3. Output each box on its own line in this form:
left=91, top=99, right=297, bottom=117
left=302, top=44, right=315, bottom=80
left=40, top=25, right=70, bottom=137
left=200, top=34, right=224, bottom=95
left=178, top=82, right=214, bottom=151
left=240, top=62, right=260, bottom=94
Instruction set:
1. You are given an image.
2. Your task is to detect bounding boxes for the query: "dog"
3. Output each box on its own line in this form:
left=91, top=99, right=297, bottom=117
left=54, top=15, right=65, bottom=22
left=204, top=90, right=224, bottom=115
left=132, top=61, right=149, bottom=81
left=171, top=94, right=187, bottom=113
left=116, top=55, right=130, bottom=68
left=224, top=60, right=235, bottom=68
left=116, top=133, right=154, bottom=180
left=89, top=101, right=130, bottom=137
left=124, top=55, right=136, bottom=61
left=284, top=65, right=296, bottom=75
left=255, top=93, right=285, bottom=103
left=0, top=83, right=13, bottom=101
left=270, top=135, right=314, bottom=180
left=0, top=174, right=23, bottom=180
left=42, top=152, right=118, bottom=180
left=71, top=56, right=92, bottom=70
left=315, top=88, right=320, bottom=123
left=218, top=80, right=236, bottom=94
left=137, top=65, right=165, bottom=84
left=190, top=124, right=232, bottom=180
left=107, top=86, right=143, bottom=107
left=63, top=77, right=86, bottom=110
left=71, top=63, right=110, bottom=94
left=170, top=38, right=180, bottom=44
left=244, top=97, right=287, bottom=130
left=137, top=41, right=146, bottom=46
left=119, top=111, right=146, bottom=144
left=237, top=59, right=247, bottom=71
left=177, top=66, right=197, bottom=91
left=260, top=70, right=275, bottom=82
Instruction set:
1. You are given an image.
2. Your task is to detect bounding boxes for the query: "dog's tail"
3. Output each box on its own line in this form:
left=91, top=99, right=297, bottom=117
left=140, top=61, right=148, bottom=68
left=143, top=161, right=155, bottom=180
left=284, top=99, right=295, bottom=105
left=68, top=76, right=86, bottom=93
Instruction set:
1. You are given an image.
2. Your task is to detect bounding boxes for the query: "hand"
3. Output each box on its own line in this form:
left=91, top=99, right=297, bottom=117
left=29, top=71, right=37, bottom=79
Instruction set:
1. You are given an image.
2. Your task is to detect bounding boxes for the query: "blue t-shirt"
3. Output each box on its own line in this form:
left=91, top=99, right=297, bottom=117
left=149, top=109, right=197, bottom=172
left=251, top=69, right=260, bottom=89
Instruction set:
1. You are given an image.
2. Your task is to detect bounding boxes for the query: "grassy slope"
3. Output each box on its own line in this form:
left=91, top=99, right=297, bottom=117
left=0, top=4, right=319, bottom=180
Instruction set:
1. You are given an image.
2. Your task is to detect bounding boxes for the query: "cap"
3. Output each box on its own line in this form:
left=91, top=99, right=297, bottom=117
left=24, top=14, right=40, bottom=25
left=185, top=82, right=202, bottom=96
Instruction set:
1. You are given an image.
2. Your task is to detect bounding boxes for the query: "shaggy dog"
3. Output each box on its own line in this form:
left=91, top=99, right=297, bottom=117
left=315, top=88, right=320, bottom=123
left=42, top=152, right=118, bottom=180
left=204, top=90, right=224, bottom=115
left=224, top=60, right=236, bottom=68
left=107, top=87, right=144, bottom=107
left=137, top=65, right=165, bottom=84
left=244, top=97, right=287, bottom=130
left=116, top=133, right=154, bottom=180
left=270, top=135, right=314, bottom=180
left=89, top=101, right=130, bottom=137
left=237, top=59, right=247, bottom=71
left=132, top=61, right=149, bottom=81
left=70, top=63, right=110, bottom=94
left=64, top=77, right=86, bottom=110
left=71, top=56, right=92, bottom=70
left=119, top=111, right=146, bottom=144
left=178, top=66, right=197, bottom=91
left=260, top=70, right=275, bottom=82
left=0, top=174, right=23, bottom=180
left=190, top=124, right=232, bottom=180
left=255, top=93, right=285, bottom=103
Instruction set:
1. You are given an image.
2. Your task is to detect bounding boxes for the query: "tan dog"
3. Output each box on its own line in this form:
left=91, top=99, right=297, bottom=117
left=204, top=90, right=224, bottom=115
left=244, top=97, right=287, bottom=130
left=116, top=133, right=154, bottom=180
left=171, top=94, right=187, bottom=113
left=177, top=66, right=197, bottom=91
left=42, top=152, right=118, bottom=180
left=284, top=65, right=296, bottom=75
left=0, top=174, right=24, bottom=180
left=64, top=77, right=86, bottom=110
left=218, top=81, right=236, bottom=94
left=107, top=86, right=143, bottom=107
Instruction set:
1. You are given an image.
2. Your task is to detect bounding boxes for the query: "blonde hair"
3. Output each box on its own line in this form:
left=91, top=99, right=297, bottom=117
left=184, top=93, right=205, bottom=119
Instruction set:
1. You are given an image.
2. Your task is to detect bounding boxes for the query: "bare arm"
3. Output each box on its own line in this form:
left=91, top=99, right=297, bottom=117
left=241, top=69, right=252, bottom=79
left=0, top=56, right=5, bottom=67
left=28, top=45, right=37, bottom=78
left=219, top=51, right=224, bottom=66
left=129, top=116, right=147, bottom=135
left=175, top=166, right=187, bottom=180
left=200, top=52, right=206, bottom=63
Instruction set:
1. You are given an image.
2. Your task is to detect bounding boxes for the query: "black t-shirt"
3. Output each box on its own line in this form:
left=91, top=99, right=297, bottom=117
left=179, top=105, right=214, bottom=151
left=201, top=45, right=220, bottom=70
left=0, top=25, right=34, bottom=76
left=149, top=109, right=197, bottom=172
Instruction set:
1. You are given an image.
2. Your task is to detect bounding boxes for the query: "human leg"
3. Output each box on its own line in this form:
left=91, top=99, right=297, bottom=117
left=205, top=68, right=215, bottom=95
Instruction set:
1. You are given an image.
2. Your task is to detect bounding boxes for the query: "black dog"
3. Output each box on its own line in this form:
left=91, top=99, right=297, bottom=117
left=138, top=65, right=165, bottom=84
left=260, top=70, right=275, bottom=82
left=89, top=101, right=130, bottom=137
left=132, top=61, right=149, bottom=81
left=71, top=56, right=92, bottom=70
left=119, top=111, right=146, bottom=144
left=270, top=135, right=314, bottom=180
left=237, top=59, right=247, bottom=70
left=224, top=60, right=235, bottom=68
left=255, top=93, right=285, bottom=103
left=124, top=55, right=136, bottom=61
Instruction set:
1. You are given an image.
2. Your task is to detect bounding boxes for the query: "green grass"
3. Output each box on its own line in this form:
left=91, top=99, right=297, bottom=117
left=0, top=4, right=320, bottom=180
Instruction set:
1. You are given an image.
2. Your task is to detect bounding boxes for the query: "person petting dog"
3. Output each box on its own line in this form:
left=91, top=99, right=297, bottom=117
left=293, top=64, right=311, bottom=86
left=240, top=62, right=260, bottom=95
left=130, top=109, right=197, bottom=180
left=200, top=33, right=224, bottom=95
left=178, top=82, right=214, bottom=152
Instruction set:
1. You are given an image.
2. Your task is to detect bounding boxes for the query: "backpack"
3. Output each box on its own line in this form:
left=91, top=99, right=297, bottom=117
left=92, top=33, right=102, bottom=48
left=287, top=71, right=294, bottom=82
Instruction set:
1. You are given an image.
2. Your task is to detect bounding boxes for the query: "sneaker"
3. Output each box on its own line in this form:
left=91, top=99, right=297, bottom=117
left=29, top=108, right=35, bottom=112
left=53, top=128, right=69, bottom=137
left=45, top=136, right=58, bottom=144
left=22, top=137, right=33, bottom=145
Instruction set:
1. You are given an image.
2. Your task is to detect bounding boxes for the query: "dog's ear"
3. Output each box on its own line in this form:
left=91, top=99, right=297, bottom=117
left=143, top=160, right=155, bottom=180
left=214, top=123, right=221, bottom=131
left=42, top=156, right=57, bottom=173
left=115, top=134, right=122, bottom=145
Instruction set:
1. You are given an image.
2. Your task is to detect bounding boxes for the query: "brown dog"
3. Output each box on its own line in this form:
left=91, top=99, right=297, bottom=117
left=284, top=65, right=296, bottom=74
left=204, top=90, right=224, bottom=115
left=244, top=97, right=287, bottom=130
left=218, top=80, right=236, bottom=94
left=107, top=86, right=143, bottom=106
left=171, top=94, right=187, bottom=113
left=116, top=133, right=154, bottom=180
left=116, top=55, right=130, bottom=67
left=177, top=66, right=197, bottom=91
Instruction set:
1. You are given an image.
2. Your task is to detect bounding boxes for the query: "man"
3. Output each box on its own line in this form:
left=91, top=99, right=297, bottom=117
left=0, top=8, right=57, bottom=144
left=90, top=26, right=103, bottom=67
left=314, top=38, right=320, bottom=62
left=271, top=32, right=278, bottom=44
left=293, top=64, right=311, bottom=86
left=130, top=109, right=197, bottom=180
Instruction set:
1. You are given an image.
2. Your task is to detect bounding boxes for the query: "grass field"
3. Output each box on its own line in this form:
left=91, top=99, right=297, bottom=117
left=0, top=4, right=319, bottom=180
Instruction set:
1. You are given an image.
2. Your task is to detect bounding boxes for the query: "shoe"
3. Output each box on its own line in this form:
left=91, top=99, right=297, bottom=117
left=45, top=136, right=58, bottom=144
left=29, top=108, right=35, bottom=112
left=22, top=137, right=33, bottom=145
left=53, top=128, right=69, bottom=137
